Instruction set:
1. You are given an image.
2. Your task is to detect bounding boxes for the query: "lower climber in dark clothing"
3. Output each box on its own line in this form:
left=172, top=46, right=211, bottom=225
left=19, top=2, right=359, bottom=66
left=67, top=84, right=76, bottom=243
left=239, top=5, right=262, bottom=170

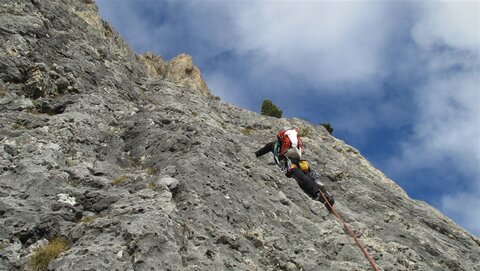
left=255, top=128, right=335, bottom=212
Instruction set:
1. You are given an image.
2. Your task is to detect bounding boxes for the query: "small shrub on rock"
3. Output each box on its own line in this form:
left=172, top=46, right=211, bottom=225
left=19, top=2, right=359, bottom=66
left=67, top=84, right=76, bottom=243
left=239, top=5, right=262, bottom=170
left=298, top=127, right=311, bottom=138
left=240, top=127, right=254, bottom=136
left=79, top=215, right=97, bottom=224
left=261, top=99, right=282, bottom=118
left=147, top=181, right=158, bottom=190
left=29, top=237, right=69, bottom=271
left=112, top=175, right=128, bottom=185
left=143, top=166, right=159, bottom=176
left=320, top=123, right=333, bottom=134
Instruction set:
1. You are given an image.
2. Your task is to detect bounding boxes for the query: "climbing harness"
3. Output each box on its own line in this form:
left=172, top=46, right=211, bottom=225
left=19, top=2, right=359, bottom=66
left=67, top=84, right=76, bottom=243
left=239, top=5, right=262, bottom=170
left=276, top=157, right=291, bottom=173
left=318, top=190, right=380, bottom=271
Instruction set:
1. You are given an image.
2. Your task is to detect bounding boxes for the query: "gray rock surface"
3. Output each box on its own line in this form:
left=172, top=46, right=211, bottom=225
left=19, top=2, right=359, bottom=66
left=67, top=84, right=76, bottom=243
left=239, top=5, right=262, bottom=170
left=0, top=1, right=479, bottom=271
left=140, top=52, right=211, bottom=96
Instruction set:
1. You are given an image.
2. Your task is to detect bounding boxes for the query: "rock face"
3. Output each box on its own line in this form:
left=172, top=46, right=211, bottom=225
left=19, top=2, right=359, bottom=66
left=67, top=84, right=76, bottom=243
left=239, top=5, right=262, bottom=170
left=140, top=52, right=211, bottom=96
left=0, top=1, right=479, bottom=271
left=139, top=52, right=167, bottom=80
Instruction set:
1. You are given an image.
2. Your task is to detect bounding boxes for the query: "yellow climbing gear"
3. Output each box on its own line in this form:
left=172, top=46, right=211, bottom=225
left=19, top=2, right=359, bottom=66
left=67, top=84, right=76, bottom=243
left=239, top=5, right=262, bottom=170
left=299, top=160, right=309, bottom=172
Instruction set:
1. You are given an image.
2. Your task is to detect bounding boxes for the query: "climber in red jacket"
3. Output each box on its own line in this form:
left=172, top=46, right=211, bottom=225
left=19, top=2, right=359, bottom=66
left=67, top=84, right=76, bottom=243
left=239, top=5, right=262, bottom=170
left=255, top=127, right=335, bottom=212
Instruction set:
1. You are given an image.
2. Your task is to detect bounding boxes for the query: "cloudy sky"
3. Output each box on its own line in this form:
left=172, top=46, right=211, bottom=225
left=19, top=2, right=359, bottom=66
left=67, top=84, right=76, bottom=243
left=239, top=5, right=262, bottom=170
left=96, top=0, right=480, bottom=237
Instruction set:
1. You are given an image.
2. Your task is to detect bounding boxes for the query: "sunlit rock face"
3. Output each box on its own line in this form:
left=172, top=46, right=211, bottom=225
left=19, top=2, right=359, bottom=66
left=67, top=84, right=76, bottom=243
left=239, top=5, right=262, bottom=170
left=0, top=1, right=479, bottom=270
left=140, top=52, right=211, bottom=96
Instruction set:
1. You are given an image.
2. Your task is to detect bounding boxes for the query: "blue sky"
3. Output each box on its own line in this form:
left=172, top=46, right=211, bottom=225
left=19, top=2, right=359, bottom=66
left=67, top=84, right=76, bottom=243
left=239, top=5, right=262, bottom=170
left=96, top=0, right=480, bottom=237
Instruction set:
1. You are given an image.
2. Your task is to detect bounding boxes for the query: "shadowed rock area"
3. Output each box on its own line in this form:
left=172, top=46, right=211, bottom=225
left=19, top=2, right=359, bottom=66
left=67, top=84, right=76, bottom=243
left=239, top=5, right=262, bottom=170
left=1, top=1, right=479, bottom=270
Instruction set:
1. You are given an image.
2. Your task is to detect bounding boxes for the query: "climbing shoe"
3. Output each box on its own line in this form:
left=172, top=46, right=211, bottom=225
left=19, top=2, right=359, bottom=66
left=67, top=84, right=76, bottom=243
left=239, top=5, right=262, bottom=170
left=314, top=192, right=325, bottom=203
left=325, top=202, right=333, bottom=213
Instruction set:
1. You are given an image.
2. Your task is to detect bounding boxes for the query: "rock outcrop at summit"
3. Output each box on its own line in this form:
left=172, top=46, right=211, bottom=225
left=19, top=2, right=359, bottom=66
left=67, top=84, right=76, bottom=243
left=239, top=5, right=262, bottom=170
left=140, top=52, right=210, bottom=96
left=1, top=1, right=479, bottom=271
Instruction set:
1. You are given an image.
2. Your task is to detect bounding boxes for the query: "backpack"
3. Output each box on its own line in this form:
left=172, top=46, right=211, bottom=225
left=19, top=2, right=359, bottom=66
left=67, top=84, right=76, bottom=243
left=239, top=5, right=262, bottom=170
left=275, top=128, right=304, bottom=156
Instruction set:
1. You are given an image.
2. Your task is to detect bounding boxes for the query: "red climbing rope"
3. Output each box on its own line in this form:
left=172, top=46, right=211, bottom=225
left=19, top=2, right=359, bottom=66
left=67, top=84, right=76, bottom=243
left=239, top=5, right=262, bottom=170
left=318, top=190, right=380, bottom=271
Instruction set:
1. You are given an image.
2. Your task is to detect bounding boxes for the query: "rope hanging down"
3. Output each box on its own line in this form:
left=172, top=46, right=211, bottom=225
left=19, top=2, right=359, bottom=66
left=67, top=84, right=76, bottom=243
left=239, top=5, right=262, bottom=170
left=318, top=190, right=380, bottom=271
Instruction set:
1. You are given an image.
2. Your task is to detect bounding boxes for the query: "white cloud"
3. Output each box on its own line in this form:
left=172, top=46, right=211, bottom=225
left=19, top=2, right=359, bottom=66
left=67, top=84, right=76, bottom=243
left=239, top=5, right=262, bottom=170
left=388, top=1, right=480, bottom=236
left=206, top=72, right=251, bottom=107
left=392, top=71, right=480, bottom=175
left=411, top=1, right=479, bottom=51
left=391, top=1, right=480, bottom=172
left=233, top=1, right=391, bottom=88
left=441, top=188, right=480, bottom=237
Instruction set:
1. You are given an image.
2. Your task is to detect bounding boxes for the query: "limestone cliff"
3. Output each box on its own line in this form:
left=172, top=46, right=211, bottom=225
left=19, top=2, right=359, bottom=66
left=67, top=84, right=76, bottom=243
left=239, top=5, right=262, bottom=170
left=0, top=1, right=479, bottom=271
left=139, top=52, right=211, bottom=96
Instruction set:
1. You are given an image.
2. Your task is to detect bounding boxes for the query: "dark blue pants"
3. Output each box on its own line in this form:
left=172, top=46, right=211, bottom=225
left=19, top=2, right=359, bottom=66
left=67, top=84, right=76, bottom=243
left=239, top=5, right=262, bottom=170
left=290, top=168, right=320, bottom=198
